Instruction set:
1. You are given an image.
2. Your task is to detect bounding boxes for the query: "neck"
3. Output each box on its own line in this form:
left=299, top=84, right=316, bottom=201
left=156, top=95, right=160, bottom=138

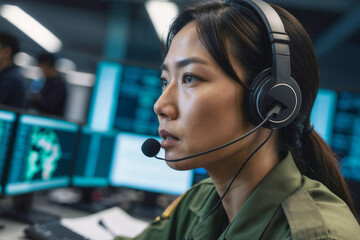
left=45, top=70, right=59, bottom=79
left=206, top=130, right=279, bottom=222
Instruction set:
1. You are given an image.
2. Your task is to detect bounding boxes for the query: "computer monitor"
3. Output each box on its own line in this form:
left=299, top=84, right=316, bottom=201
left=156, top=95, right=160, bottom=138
left=113, top=65, right=161, bottom=135
left=331, top=91, right=360, bottom=217
left=72, top=127, right=117, bottom=187
left=330, top=91, right=360, bottom=181
left=87, top=61, right=123, bottom=131
left=87, top=61, right=161, bottom=135
left=0, top=109, right=17, bottom=195
left=110, top=132, right=193, bottom=196
left=1, top=114, right=79, bottom=223
left=310, top=89, right=337, bottom=145
left=5, top=114, right=79, bottom=195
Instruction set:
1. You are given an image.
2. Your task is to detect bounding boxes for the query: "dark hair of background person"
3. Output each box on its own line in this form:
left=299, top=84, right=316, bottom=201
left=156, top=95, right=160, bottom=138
left=0, top=32, right=19, bottom=59
left=37, top=52, right=56, bottom=67
left=165, top=0, right=358, bottom=221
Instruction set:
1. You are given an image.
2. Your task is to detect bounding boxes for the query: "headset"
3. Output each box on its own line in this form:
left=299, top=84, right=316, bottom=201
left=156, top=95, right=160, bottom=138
left=240, top=0, right=302, bottom=129
left=142, top=0, right=303, bottom=160
left=142, top=0, right=303, bottom=218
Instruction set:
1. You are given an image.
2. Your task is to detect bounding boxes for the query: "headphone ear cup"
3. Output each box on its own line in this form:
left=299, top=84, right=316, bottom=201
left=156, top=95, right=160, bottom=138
left=247, top=68, right=273, bottom=127
left=247, top=68, right=302, bottom=129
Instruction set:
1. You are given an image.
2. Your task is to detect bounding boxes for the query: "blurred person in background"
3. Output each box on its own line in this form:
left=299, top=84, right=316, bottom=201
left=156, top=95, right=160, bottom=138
left=28, top=52, right=67, bottom=117
left=0, top=32, right=26, bottom=109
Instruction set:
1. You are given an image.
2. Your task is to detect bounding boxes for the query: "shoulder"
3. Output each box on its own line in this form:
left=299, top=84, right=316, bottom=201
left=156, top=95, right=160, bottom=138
left=0, top=66, right=24, bottom=84
left=184, top=177, right=215, bottom=199
left=282, top=176, right=360, bottom=240
left=180, top=178, right=215, bottom=207
left=132, top=179, right=215, bottom=240
left=155, top=178, right=215, bottom=222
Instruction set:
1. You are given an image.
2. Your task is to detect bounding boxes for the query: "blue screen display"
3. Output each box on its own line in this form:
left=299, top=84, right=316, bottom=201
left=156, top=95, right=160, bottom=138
left=110, top=133, right=193, bottom=195
left=113, top=65, right=161, bottom=135
left=87, top=62, right=161, bottom=135
left=87, top=62, right=123, bottom=131
left=72, top=127, right=117, bottom=187
left=310, top=89, right=337, bottom=145
left=331, top=92, right=360, bottom=181
left=5, top=114, right=78, bottom=195
left=0, top=109, right=16, bottom=194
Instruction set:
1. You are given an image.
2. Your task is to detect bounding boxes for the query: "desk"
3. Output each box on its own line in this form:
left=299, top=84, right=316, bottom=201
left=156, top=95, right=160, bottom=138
left=0, top=194, right=91, bottom=240
left=0, top=191, right=158, bottom=240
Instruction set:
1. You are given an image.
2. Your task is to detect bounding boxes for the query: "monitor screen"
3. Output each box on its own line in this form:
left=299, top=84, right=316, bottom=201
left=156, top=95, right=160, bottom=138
left=110, top=133, right=193, bottom=196
left=331, top=91, right=360, bottom=181
left=87, top=61, right=123, bottom=131
left=5, top=114, right=79, bottom=195
left=0, top=109, right=17, bottom=194
left=113, top=65, right=161, bottom=135
left=72, top=127, right=117, bottom=187
left=87, top=62, right=161, bottom=135
left=310, top=89, right=337, bottom=145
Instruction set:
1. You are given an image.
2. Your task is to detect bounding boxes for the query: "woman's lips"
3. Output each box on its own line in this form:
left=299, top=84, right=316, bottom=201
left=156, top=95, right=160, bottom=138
left=159, top=129, right=179, bottom=149
left=161, top=137, right=179, bottom=149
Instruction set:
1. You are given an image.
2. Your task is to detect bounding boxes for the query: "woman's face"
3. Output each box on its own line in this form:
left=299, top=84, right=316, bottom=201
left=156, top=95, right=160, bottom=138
left=154, top=22, right=253, bottom=170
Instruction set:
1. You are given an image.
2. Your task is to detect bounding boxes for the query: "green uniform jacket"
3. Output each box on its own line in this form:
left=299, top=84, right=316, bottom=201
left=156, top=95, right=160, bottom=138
left=115, top=153, right=360, bottom=240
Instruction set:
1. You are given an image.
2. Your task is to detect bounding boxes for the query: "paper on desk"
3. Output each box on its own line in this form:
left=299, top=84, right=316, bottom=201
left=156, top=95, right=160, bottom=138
left=61, top=207, right=149, bottom=240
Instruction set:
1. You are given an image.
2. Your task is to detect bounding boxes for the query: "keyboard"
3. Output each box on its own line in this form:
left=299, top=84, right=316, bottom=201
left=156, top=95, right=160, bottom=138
left=24, top=220, right=89, bottom=240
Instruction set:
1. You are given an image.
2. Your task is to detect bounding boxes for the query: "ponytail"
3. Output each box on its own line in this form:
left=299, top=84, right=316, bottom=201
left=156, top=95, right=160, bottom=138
left=296, top=130, right=359, bottom=222
left=272, top=5, right=359, bottom=222
left=280, top=119, right=358, bottom=222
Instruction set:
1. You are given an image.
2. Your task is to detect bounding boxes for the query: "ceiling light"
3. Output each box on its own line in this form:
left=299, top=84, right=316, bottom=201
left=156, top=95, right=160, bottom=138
left=0, top=4, right=62, bottom=53
left=19, top=65, right=43, bottom=80
left=56, top=58, right=77, bottom=73
left=65, top=71, right=95, bottom=87
left=14, top=52, right=36, bottom=67
left=145, top=1, right=179, bottom=43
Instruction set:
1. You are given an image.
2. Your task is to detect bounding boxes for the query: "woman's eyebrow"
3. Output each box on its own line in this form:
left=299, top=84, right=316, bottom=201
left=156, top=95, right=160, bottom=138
left=161, top=57, right=209, bottom=72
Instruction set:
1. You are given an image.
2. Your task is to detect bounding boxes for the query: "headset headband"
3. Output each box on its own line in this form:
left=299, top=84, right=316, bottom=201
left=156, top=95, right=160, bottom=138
left=238, top=0, right=302, bottom=129
left=240, top=0, right=291, bottom=89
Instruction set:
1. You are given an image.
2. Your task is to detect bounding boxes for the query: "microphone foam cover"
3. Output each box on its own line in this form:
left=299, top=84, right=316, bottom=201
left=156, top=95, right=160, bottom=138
left=141, top=138, right=161, bottom=157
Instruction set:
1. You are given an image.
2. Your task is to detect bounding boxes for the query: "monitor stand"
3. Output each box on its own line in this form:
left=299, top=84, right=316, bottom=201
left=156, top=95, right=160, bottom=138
left=1, top=193, right=60, bottom=224
left=128, top=192, right=164, bottom=220
left=60, top=188, right=112, bottom=213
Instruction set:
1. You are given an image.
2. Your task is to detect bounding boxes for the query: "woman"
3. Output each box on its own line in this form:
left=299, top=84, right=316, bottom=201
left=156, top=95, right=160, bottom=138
left=116, top=0, right=360, bottom=239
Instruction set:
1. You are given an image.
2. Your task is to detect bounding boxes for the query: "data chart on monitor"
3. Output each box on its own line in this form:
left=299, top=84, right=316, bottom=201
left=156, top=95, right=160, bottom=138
left=114, top=65, right=161, bottom=135
left=332, top=92, right=360, bottom=182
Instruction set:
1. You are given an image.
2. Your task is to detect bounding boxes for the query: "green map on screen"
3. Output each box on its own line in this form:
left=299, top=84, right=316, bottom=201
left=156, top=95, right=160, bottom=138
left=26, top=127, right=62, bottom=181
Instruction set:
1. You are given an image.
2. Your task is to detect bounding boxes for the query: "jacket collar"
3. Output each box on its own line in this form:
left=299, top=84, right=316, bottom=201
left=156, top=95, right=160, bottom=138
left=221, top=152, right=302, bottom=239
left=189, top=153, right=302, bottom=240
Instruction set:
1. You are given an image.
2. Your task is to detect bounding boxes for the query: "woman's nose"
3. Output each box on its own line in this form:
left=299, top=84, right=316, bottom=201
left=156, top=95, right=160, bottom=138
left=153, top=85, right=178, bottom=120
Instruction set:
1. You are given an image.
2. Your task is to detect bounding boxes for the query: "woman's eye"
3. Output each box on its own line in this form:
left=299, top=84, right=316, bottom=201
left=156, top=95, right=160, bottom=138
left=182, top=74, right=198, bottom=84
left=160, top=78, right=168, bottom=88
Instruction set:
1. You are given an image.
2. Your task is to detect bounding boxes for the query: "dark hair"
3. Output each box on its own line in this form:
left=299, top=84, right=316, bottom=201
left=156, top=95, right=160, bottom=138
left=166, top=0, right=358, bottom=220
left=0, top=32, right=19, bottom=59
left=37, top=52, right=56, bottom=67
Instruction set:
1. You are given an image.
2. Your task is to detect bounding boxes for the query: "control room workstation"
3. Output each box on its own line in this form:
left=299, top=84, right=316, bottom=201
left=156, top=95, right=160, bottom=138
left=0, top=62, right=359, bottom=239
left=0, top=0, right=359, bottom=238
left=0, top=62, right=196, bottom=239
